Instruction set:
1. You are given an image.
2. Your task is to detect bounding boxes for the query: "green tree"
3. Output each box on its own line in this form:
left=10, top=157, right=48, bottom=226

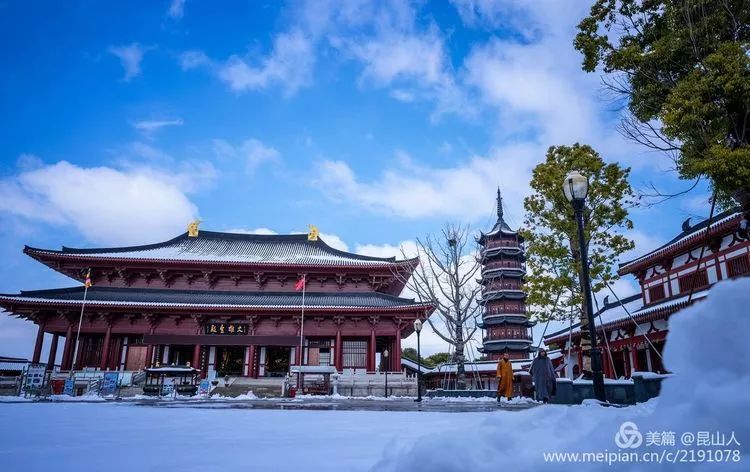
left=424, top=352, right=451, bottom=367
left=576, top=0, right=750, bottom=205
left=521, top=144, right=634, bottom=376
left=401, top=347, right=420, bottom=364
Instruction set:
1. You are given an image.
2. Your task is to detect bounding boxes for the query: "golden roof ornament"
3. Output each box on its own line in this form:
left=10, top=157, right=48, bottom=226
left=308, top=224, right=319, bottom=241
left=187, top=220, right=202, bottom=237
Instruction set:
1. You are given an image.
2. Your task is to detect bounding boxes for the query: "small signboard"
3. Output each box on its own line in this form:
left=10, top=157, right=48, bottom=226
left=101, top=372, right=119, bottom=396
left=204, top=322, right=248, bottom=335
left=51, top=379, right=66, bottom=395
left=161, top=378, right=175, bottom=396
left=198, top=379, right=210, bottom=396
left=23, top=364, right=46, bottom=394
left=63, top=379, right=75, bottom=396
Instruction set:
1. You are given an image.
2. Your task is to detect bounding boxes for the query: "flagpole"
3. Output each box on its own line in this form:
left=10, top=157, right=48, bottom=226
left=70, top=270, right=91, bottom=378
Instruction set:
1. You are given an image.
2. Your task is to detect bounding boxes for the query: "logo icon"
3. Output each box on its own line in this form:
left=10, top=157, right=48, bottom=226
left=615, top=421, right=643, bottom=449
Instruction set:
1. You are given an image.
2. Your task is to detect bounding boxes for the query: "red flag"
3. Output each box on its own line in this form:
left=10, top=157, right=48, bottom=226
left=295, top=276, right=306, bottom=291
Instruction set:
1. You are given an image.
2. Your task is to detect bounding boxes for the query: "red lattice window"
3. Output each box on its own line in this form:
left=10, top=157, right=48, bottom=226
left=727, top=255, right=750, bottom=278
left=342, top=340, right=367, bottom=368
left=678, top=269, right=709, bottom=293
left=648, top=284, right=666, bottom=302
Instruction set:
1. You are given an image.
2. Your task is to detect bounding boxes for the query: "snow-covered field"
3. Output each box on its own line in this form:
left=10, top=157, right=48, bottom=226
left=1, top=278, right=748, bottom=471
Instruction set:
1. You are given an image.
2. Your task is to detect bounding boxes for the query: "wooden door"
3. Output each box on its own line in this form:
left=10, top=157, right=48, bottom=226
left=125, top=345, right=148, bottom=370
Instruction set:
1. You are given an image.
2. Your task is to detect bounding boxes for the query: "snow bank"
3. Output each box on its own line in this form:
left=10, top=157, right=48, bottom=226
left=209, top=390, right=259, bottom=400
left=375, top=277, right=750, bottom=471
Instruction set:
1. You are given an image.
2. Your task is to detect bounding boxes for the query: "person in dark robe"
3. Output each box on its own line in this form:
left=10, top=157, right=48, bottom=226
left=529, top=349, right=557, bottom=403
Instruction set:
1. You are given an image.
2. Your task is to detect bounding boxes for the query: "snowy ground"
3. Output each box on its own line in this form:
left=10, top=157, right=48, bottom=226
left=1, top=278, right=749, bottom=471
left=0, top=402, right=494, bottom=471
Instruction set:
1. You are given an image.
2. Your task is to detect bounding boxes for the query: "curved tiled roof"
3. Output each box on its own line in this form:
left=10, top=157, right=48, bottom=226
left=25, top=231, right=414, bottom=267
left=0, top=286, right=430, bottom=311
left=618, top=208, right=741, bottom=274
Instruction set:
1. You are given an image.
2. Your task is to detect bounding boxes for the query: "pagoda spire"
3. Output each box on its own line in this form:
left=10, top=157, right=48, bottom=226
left=496, top=187, right=503, bottom=220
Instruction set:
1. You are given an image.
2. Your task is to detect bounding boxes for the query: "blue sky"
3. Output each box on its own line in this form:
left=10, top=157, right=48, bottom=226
left=0, top=0, right=713, bottom=358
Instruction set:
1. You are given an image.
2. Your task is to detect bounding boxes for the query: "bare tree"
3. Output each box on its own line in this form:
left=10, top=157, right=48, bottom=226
left=393, top=224, right=482, bottom=390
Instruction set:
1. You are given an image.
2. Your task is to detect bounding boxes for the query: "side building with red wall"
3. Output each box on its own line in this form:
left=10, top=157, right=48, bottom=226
left=544, top=208, right=750, bottom=379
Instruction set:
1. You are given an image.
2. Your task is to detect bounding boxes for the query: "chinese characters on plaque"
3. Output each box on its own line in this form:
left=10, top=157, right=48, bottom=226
left=204, top=322, right=248, bottom=335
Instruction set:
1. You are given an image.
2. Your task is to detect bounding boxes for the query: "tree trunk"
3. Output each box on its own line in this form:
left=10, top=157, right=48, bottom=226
left=455, top=327, right=467, bottom=390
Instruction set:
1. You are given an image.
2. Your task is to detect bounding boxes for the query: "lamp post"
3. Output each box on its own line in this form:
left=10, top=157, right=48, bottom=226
left=563, top=170, right=606, bottom=402
left=383, top=349, right=389, bottom=398
left=413, top=319, right=423, bottom=402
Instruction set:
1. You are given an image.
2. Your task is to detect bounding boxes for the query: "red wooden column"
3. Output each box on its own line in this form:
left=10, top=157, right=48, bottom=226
left=61, top=323, right=74, bottom=370
left=100, top=324, right=112, bottom=370
left=32, top=321, right=46, bottom=363
left=393, top=329, right=401, bottom=372
left=631, top=345, right=641, bottom=372
left=369, top=330, right=376, bottom=372
left=192, top=344, right=201, bottom=370
left=335, top=329, right=342, bottom=372
left=46, top=334, right=59, bottom=370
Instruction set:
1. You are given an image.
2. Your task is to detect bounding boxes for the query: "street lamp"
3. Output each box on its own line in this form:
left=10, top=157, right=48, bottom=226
left=413, top=319, right=423, bottom=402
left=563, top=170, right=606, bottom=402
left=383, top=349, right=389, bottom=398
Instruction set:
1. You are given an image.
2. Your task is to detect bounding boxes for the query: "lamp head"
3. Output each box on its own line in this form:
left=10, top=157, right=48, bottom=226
left=413, top=319, right=422, bottom=333
left=383, top=349, right=389, bottom=358
left=563, top=170, right=589, bottom=203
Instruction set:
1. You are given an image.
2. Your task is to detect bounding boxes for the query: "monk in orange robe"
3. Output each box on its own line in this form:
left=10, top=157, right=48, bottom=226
left=496, top=352, right=514, bottom=400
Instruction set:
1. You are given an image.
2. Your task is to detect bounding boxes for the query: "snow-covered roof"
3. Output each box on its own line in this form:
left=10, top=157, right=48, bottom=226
left=544, top=289, right=710, bottom=342
left=619, top=208, right=741, bottom=273
left=0, top=286, right=431, bottom=311
left=25, top=231, right=413, bottom=267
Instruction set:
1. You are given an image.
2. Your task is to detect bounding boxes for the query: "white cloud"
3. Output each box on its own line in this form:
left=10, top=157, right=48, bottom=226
left=133, top=119, right=184, bottom=134
left=355, top=240, right=418, bottom=259
left=179, top=50, right=212, bottom=70
left=315, top=144, right=537, bottom=222
left=108, top=43, right=148, bottom=81
left=167, top=0, right=186, bottom=20
left=212, top=138, right=280, bottom=174
left=327, top=6, right=473, bottom=118
left=0, top=161, right=200, bottom=245
left=217, top=29, right=315, bottom=96
left=16, top=153, right=43, bottom=171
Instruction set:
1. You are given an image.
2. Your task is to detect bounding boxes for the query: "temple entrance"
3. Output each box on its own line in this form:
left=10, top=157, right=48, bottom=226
left=216, top=347, right=244, bottom=376
left=168, top=345, right=194, bottom=366
left=265, top=347, right=291, bottom=377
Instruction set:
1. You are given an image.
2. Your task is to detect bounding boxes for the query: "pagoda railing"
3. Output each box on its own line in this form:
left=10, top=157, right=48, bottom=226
left=484, top=240, right=524, bottom=250
left=483, top=261, right=524, bottom=271
left=483, top=281, right=523, bottom=292
left=483, top=334, right=533, bottom=343
left=483, top=309, right=528, bottom=316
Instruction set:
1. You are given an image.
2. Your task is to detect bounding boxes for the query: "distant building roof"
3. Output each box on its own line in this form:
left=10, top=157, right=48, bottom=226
left=25, top=231, right=416, bottom=268
left=0, top=286, right=431, bottom=312
left=619, top=208, right=742, bottom=274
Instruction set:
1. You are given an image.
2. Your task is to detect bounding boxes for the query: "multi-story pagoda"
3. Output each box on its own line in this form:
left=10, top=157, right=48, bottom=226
left=477, top=190, right=536, bottom=360
left=0, top=225, right=434, bottom=378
